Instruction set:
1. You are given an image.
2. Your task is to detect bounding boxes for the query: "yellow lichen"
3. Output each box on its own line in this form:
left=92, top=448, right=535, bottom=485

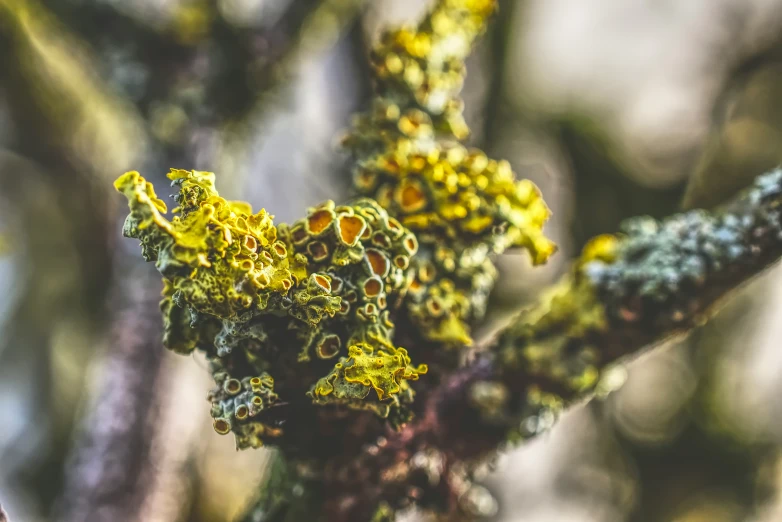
left=115, top=169, right=300, bottom=321
left=342, top=0, right=555, bottom=349
left=343, top=344, right=427, bottom=400
left=309, top=342, right=427, bottom=416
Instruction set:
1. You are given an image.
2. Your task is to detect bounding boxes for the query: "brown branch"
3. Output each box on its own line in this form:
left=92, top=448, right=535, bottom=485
left=322, top=168, right=782, bottom=520
left=54, top=266, right=164, bottom=522
left=0, top=501, right=9, bottom=522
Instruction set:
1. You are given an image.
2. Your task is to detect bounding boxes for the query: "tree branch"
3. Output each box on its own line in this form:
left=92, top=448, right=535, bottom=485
left=0, top=501, right=9, bottom=522
left=323, top=168, right=782, bottom=520
left=54, top=266, right=164, bottom=522
left=239, top=451, right=327, bottom=522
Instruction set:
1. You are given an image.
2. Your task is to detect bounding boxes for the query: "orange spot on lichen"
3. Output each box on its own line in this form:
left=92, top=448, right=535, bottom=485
left=308, top=209, right=334, bottom=234
left=243, top=235, right=258, bottom=252
left=364, top=277, right=383, bottom=297
left=330, top=277, right=343, bottom=293
left=394, top=255, right=409, bottom=269
left=397, top=179, right=427, bottom=212
left=273, top=242, right=287, bottom=257
left=307, top=241, right=329, bottom=261
left=213, top=419, right=231, bottom=435
left=366, top=249, right=390, bottom=277
left=236, top=405, right=249, bottom=420
left=426, top=298, right=443, bottom=316
left=225, top=379, right=241, bottom=394
left=419, top=263, right=436, bottom=283
left=317, top=335, right=341, bottom=359
left=388, top=218, right=403, bottom=232
left=372, top=232, right=391, bottom=248
left=314, top=274, right=331, bottom=291
left=291, top=226, right=308, bottom=244
left=355, top=169, right=377, bottom=190
left=403, top=235, right=418, bottom=254
left=338, top=215, right=366, bottom=245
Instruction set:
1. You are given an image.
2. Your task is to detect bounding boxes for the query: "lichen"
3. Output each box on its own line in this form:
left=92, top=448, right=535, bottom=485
left=114, top=170, right=301, bottom=323
left=277, top=199, right=429, bottom=416
left=208, top=361, right=280, bottom=449
left=115, top=169, right=429, bottom=447
left=309, top=343, right=427, bottom=418
left=585, top=168, right=782, bottom=329
left=498, top=169, right=782, bottom=442
left=342, top=0, right=555, bottom=347
left=279, top=199, right=418, bottom=359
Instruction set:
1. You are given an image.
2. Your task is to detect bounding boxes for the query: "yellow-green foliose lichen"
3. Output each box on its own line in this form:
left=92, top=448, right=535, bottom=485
left=342, top=0, right=556, bottom=348
left=115, top=169, right=429, bottom=447
left=278, top=199, right=428, bottom=416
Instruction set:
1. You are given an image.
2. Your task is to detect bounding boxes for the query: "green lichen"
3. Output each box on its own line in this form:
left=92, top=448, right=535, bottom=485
left=114, top=170, right=301, bottom=324
left=342, top=0, right=555, bottom=347
left=277, top=199, right=429, bottom=417
left=209, top=363, right=280, bottom=449
left=115, top=169, right=429, bottom=447
left=498, top=169, right=782, bottom=442
left=585, top=168, right=782, bottom=328
left=278, top=199, right=419, bottom=360
left=309, top=343, right=427, bottom=418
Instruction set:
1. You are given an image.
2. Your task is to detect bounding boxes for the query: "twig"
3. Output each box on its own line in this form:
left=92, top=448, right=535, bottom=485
left=0, top=501, right=9, bottom=522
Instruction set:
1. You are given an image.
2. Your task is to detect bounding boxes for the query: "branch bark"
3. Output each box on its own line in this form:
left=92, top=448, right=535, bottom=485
left=54, top=266, right=164, bottom=522
left=322, top=168, right=782, bottom=520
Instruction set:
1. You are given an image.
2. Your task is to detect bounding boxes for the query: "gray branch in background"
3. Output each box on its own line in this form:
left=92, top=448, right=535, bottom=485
left=54, top=266, right=163, bottom=522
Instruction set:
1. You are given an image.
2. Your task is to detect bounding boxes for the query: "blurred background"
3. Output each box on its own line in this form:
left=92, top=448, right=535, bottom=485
left=2, top=0, right=782, bottom=521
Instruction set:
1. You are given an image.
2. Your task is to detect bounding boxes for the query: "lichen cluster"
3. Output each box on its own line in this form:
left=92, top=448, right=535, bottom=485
left=343, top=0, right=555, bottom=346
left=278, top=199, right=427, bottom=416
left=113, top=0, right=560, bottom=458
left=496, top=169, right=782, bottom=443
left=494, top=234, right=616, bottom=439
left=584, top=168, right=782, bottom=328
left=115, top=169, right=427, bottom=448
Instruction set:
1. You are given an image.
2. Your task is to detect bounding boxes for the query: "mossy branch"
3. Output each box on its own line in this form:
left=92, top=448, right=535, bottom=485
left=321, top=169, right=782, bottom=520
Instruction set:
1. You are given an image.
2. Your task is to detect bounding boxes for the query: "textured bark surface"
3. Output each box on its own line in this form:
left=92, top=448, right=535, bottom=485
left=54, top=267, right=164, bottom=522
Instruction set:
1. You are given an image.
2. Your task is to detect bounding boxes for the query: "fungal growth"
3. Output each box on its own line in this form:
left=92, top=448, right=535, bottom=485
left=115, top=169, right=427, bottom=448
left=343, top=0, right=555, bottom=348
